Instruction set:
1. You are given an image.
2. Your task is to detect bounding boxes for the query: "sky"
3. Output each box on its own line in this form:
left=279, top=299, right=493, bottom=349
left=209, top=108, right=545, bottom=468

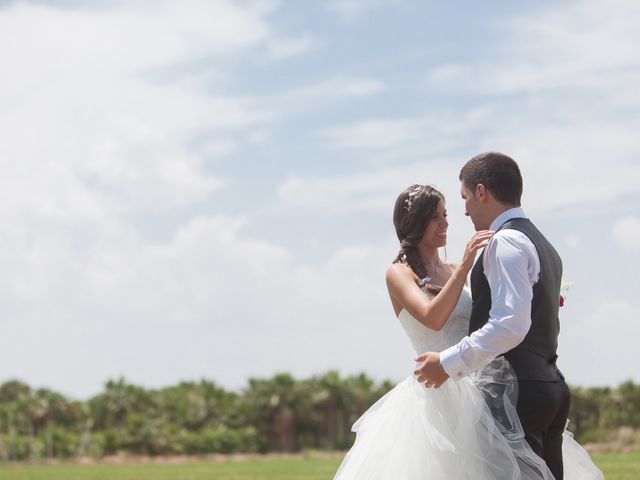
left=1, top=0, right=639, bottom=399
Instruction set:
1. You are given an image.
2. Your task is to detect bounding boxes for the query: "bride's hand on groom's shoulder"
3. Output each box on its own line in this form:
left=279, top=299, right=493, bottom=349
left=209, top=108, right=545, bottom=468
left=461, top=230, right=494, bottom=271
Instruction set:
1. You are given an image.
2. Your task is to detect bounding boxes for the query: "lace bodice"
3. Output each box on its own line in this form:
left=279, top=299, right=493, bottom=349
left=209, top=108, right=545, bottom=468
left=397, top=287, right=472, bottom=353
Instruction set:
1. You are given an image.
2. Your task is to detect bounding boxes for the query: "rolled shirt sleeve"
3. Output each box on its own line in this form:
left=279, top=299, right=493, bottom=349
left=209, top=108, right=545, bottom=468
left=440, top=226, right=540, bottom=380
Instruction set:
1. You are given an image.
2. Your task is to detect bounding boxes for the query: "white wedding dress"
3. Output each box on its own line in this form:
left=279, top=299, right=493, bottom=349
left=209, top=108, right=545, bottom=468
left=334, top=287, right=603, bottom=479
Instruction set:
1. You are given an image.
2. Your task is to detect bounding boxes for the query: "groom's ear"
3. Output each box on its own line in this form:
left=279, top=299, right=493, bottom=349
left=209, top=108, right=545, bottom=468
left=476, top=183, right=488, bottom=201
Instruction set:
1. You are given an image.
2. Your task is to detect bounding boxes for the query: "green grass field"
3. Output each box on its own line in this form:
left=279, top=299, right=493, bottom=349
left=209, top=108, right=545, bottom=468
left=0, top=452, right=637, bottom=479
left=590, top=452, right=639, bottom=480
left=0, top=456, right=339, bottom=480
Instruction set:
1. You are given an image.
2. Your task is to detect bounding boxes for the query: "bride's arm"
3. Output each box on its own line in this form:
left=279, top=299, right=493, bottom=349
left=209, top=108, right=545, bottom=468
left=386, top=263, right=463, bottom=330
left=386, top=230, right=493, bottom=331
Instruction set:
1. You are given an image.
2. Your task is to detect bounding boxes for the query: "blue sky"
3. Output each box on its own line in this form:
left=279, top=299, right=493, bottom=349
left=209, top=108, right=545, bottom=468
left=1, top=0, right=638, bottom=398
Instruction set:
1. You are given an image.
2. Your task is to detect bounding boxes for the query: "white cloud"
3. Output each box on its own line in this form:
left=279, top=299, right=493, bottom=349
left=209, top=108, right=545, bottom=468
left=485, top=123, right=640, bottom=217
left=266, top=34, right=321, bottom=60
left=425, top=0, right=640, bottom=100
left=324, top=118, right=426, bottom=150
left=200, top=138, right=238, bottom=158
left=278, top=171, right=396, bottom=214
left=0, top=1, right=272, bottom=83
left=297, top=76, right=384, bottom=99
left=0, top=0, right=276, bottom=220
left=313, top=0, right=640, bottom=219
left=0, top=0, right=308, bottom=396
left=324, top=0, right=403, bottom=20
left=322, top=108, right=492, bottom=151
left=272, top=76, right=385, bottom=115
left=420, top=1, right=640, bottom=217
left=301, top=111, right=640, bottom=219
left=560, top=298, right=639, bottom=386
left=0, top=211, right=413, bottom=396
left=277, top=158, right=465, bottom=216
left=612, top=215, right=640, bottom=250
left=563, top=235, right=582, bottom=249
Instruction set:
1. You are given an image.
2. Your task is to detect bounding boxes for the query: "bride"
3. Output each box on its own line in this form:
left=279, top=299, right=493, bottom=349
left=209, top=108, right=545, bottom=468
left=334, top=184, right=603, bottom=479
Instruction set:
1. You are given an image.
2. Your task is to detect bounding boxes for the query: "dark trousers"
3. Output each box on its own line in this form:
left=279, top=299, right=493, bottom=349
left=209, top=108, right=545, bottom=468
left=516, top=380, right=571, bottom=480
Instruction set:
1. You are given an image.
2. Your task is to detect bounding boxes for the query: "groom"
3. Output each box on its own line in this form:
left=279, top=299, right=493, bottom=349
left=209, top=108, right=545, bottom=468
left=414, top=152, right=570, bottom=479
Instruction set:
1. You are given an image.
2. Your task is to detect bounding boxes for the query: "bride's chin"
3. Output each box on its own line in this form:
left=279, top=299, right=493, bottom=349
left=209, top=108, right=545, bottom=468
left=426, top=236, right=447, bottom=248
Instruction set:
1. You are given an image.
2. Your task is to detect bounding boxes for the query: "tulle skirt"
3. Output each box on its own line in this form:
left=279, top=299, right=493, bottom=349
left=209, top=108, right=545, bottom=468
left=334, top=359, right=603, bottom=479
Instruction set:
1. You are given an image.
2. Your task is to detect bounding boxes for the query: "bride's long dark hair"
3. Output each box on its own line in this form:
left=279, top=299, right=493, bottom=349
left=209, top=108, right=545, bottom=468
left=392, top=184, right=444, bottom=281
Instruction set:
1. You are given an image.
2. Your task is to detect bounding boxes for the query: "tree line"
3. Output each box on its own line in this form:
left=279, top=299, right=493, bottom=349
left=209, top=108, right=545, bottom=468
left=0, top=374, right=638, bottom=460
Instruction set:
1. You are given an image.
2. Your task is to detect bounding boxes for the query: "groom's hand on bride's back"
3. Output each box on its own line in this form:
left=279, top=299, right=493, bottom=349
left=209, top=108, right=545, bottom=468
left=414, top=352, right=449, bottom=388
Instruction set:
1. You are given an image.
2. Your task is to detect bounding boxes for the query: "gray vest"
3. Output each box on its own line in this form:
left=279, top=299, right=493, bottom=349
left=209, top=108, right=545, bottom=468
left=469, top=218, right=565, bottom=381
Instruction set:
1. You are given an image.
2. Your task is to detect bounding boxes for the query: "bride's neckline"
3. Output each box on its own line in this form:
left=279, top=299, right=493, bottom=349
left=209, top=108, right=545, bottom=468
left=395, top=285, right=470, bottom=320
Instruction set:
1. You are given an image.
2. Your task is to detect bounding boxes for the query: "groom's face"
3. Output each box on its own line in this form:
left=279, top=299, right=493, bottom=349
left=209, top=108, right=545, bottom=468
left=461, top=182, right=485, bottom=231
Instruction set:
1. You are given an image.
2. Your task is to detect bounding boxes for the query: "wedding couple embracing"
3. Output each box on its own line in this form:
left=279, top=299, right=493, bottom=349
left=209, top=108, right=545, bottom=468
left=334, top=153, right=603, bottom=479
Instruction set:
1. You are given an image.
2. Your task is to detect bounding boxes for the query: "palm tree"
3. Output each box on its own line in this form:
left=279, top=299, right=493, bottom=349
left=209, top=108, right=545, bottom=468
left=88, top=377, right=156, bottom=430
left=157, top=379, right=238, bottom=432
left=341, top=373, right=376, bottom=447
left=243, top=373, right=301, bottom=452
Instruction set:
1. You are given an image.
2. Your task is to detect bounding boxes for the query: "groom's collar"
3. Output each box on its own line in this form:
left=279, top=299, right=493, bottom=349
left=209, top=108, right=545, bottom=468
left=490, top=207, right=526, bottom=231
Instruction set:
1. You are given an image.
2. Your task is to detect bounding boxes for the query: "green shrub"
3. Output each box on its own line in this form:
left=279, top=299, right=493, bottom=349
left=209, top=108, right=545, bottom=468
left=183, top=427, right=258, bottom=454
left=0, top=435, right=44, bottom=460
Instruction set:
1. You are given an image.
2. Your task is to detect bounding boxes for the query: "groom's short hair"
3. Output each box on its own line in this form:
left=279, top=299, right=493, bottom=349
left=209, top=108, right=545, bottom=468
left=459, top=152, right=522, bottom=206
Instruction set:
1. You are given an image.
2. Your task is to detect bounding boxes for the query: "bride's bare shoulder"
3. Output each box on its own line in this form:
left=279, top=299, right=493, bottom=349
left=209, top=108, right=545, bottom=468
left=386, top=262, right=415, bottom=286
left=386, top=261, right=412, bottom=276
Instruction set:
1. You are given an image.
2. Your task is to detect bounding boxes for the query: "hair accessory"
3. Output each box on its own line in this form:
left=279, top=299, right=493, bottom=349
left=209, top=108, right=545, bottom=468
left=403, top=185, right=424, bottom=212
